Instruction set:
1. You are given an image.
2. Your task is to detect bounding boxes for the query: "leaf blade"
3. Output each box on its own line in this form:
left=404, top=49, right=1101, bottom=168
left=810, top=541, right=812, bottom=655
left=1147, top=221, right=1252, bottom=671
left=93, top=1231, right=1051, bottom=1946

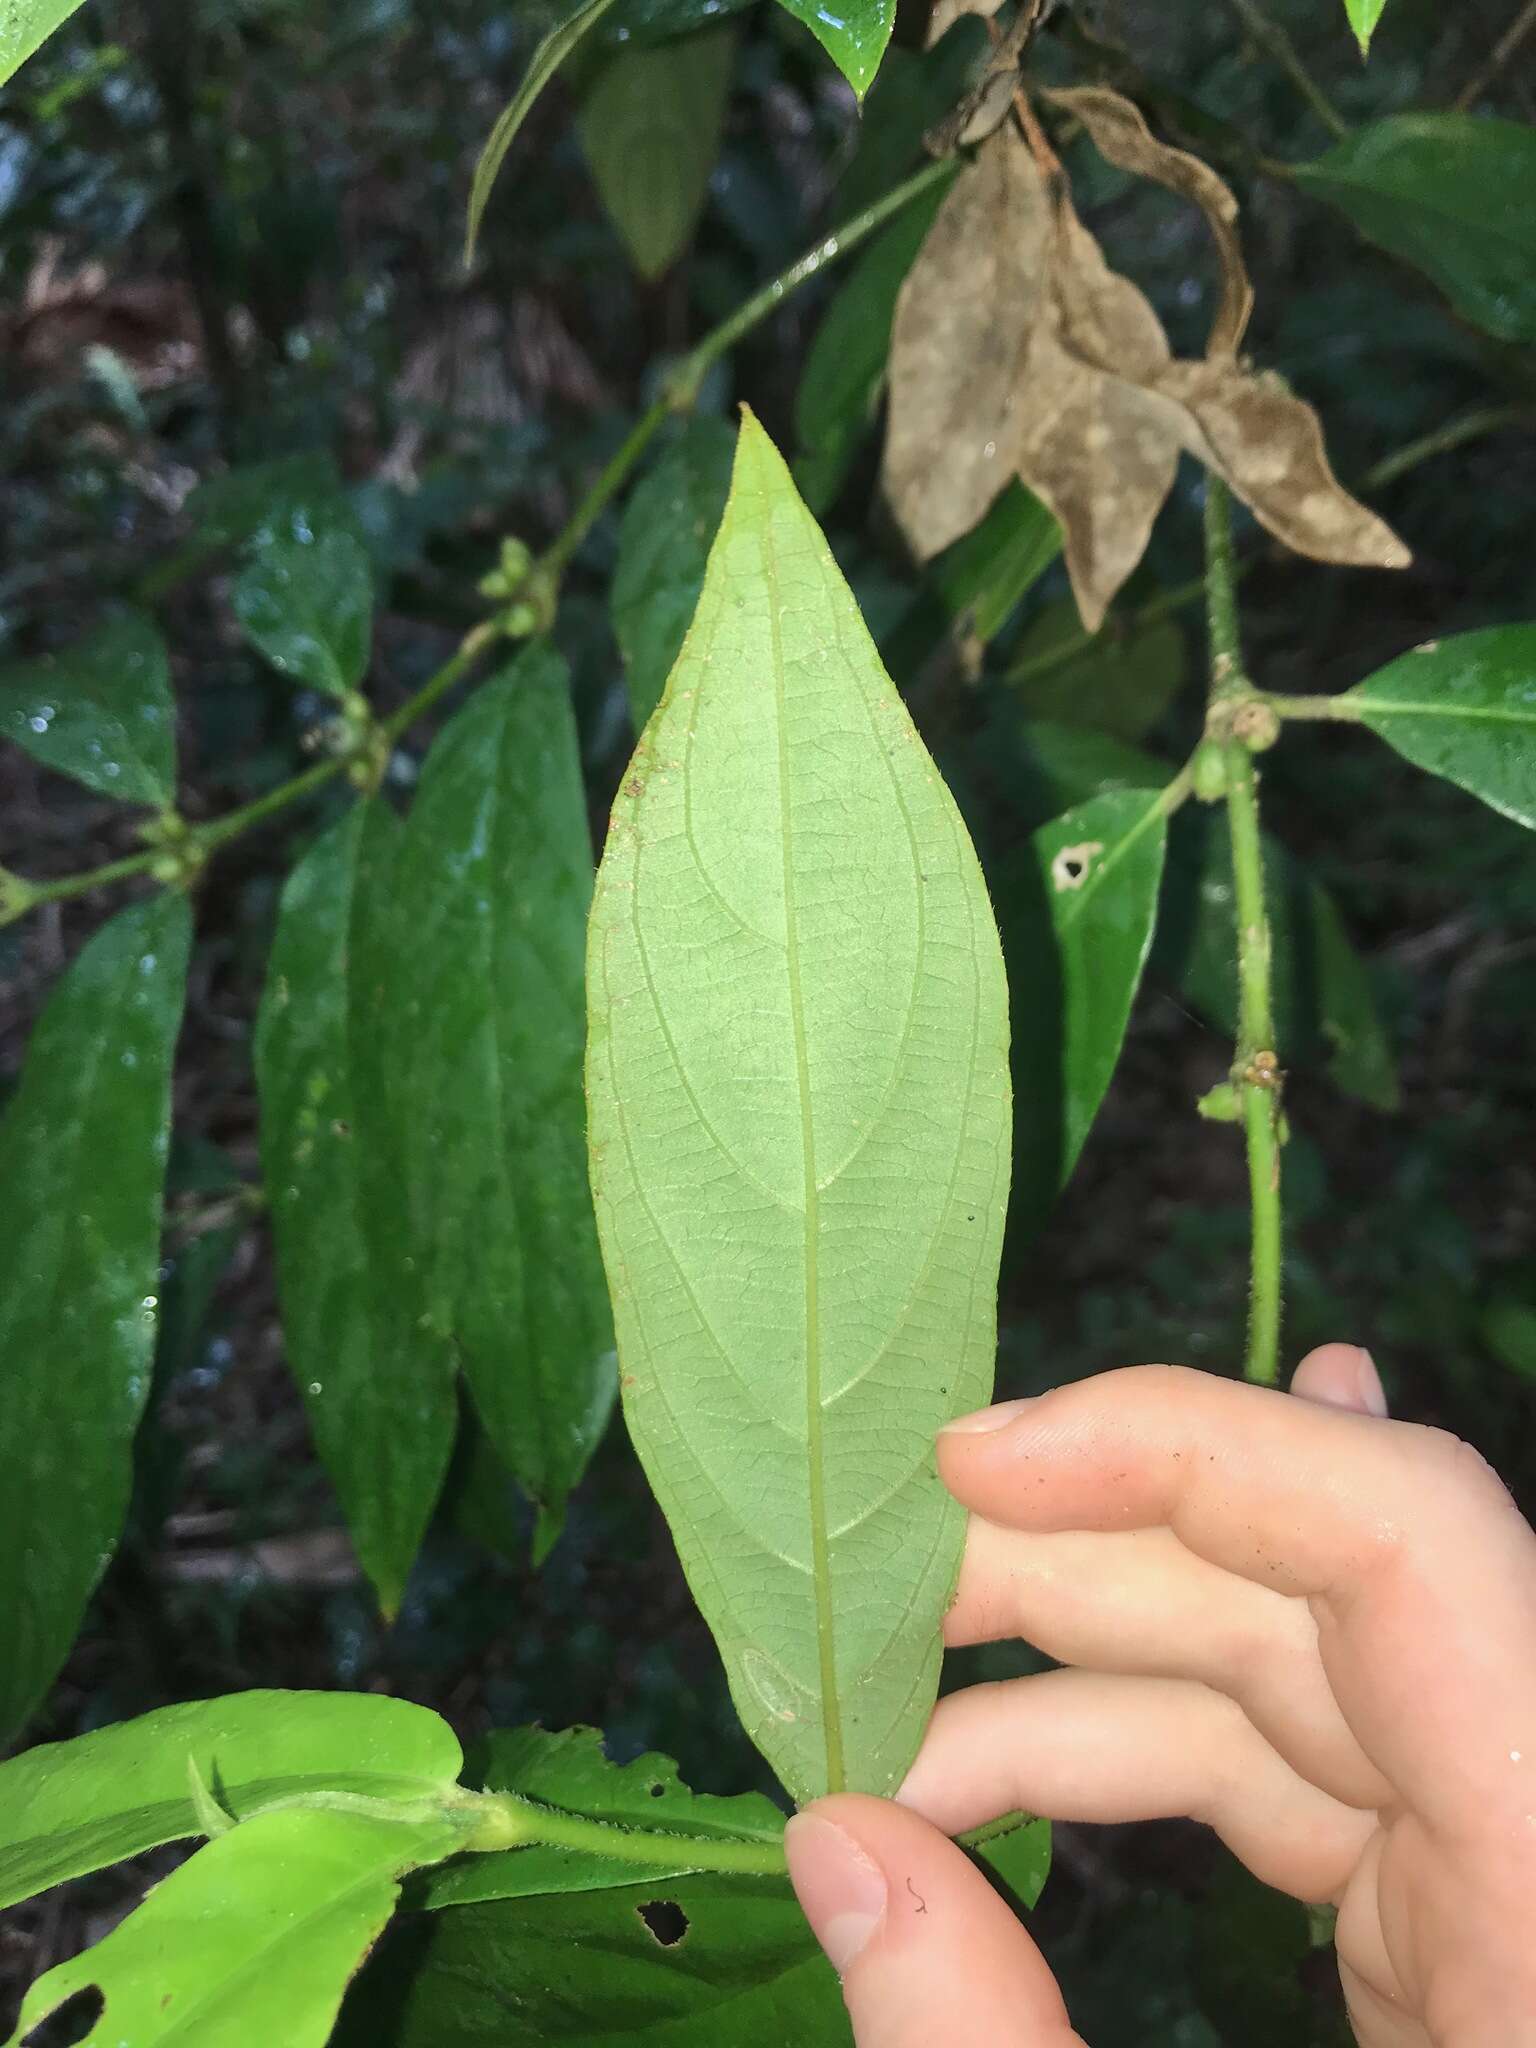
left=233, top=532, right=375, bottom=700
left=1345, top=625, right=1536, bottom=829
left=0, top=1691, right=463, bottom=1912
left=391, top=652, right=616, bottom=1544
left=1344, top=0, right=1388, bottom=53
left=773, top=0, right=895, bottom=96
left=587, top=413, right=1011, bottom=1801
left=1293, top=114, right=1536, bottom=344
left=614, top=418, right=737, bottom=731
left=10, top=1808, right=465, bottom=2048
left=255, top=805, right=458, bottom=1615
left=0, top=893, right=191, bottom=1740
left=0, top=0, right=87, bottom=88
left=578, top=26, right=736, bottom=280
left=0, top=615, right=176, bottom=808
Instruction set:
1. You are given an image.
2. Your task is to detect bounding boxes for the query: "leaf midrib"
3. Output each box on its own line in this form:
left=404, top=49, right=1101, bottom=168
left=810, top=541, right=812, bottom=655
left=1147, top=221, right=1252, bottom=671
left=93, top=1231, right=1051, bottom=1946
left=760, top=510, right=844, bottom=1795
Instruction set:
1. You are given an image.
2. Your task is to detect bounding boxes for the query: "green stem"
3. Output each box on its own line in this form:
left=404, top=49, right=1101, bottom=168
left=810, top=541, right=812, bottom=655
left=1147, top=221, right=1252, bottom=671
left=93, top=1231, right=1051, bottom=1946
left=1360, top=404, right=1535, bottom=492
left=1220, top=0, right=1349, bottom=140
left=1204, top=478, right=1282, bottom=1388
left=1258, top=690, right=1362, bottom=724
left=465, top=1793, right=788, bottom=1876
left=4, top=163, right=954, bottom=931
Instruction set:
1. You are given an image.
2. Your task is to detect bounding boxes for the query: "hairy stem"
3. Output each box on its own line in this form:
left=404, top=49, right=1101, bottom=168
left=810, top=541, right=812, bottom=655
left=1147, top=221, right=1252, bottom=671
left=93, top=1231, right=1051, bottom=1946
left=464, top=1793, right=789, bottom=1874
left=1204, top=478, right=1283, bottom=1387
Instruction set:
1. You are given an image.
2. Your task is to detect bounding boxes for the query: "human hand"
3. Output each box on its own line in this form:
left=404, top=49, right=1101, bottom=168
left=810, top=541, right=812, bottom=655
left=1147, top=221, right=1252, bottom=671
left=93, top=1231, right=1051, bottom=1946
left=785, top=1346, right=1536, bottom=2046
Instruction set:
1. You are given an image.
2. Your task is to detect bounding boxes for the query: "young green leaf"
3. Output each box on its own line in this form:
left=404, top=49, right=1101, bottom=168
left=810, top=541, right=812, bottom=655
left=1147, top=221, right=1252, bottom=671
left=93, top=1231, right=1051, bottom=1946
left=1293, top=116, right=1536, bottom=344
left=421, top=1726, right=787, bottom=1908
left=234, top=531, right=375, bottom=699
left=793, top=172, right=955, bottom=514
left=389, top=653, right=616, bottom=1552
left=0, top=0, right=87, bottom=88
left=0, top=1691, right=464, bottom=1911
left=465, top=0, right=622, bottom=267
left=613, top=417, right=736, bottom=731
left=578, top=25, right=736, bottom=280
left=1006, top=791, right=1168, bottom=1229
left=1345, top=625, right=1536, bottom=829
left=0, top=893, right=190, bottom=1741
left=255, top=804, right=457, bottom=1616
left=1343, top=0, right=1388, bottom=53
left=586, top=412, right=1011, bottom=1802
left=773, top=0, right=895, bottom=97
left=0, top=614, right=176, bottom=808
left=8, top=1807, right=469, bottom=2048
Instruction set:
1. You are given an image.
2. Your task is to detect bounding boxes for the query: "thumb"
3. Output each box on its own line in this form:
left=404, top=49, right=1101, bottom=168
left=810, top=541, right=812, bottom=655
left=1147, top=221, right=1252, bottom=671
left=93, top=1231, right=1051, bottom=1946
left=785, top=1794, right=1084, bottom=2048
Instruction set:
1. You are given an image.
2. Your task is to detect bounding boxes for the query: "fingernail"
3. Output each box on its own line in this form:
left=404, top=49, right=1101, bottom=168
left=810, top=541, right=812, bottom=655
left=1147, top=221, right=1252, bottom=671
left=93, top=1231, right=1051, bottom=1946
left=1354, top=1348, right=1388, bottom=1418
left=940, top=1397, right=1037, bottom=1437
left=784, top=1814, right=888, bottom=1974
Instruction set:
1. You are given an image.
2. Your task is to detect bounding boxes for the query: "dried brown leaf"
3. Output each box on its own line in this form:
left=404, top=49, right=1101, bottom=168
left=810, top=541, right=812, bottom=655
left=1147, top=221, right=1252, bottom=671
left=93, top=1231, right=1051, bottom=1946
left=1157, top=360, right=1413, bottom=570
left=1012, top=194, right=1180, bottom=630
left=884, top=125, right=1049, bottom=561
left=1045, top=84, right=1253, bottom=358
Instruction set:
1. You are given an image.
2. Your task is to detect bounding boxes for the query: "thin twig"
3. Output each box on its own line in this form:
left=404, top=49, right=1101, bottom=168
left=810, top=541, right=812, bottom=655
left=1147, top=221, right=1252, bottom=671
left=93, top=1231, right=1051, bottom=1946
left=1455, top=0, right=1536, bottom=109
left=2, top=159, right=958, bottom=930
left=1221, top=0, right=1350, bottom=140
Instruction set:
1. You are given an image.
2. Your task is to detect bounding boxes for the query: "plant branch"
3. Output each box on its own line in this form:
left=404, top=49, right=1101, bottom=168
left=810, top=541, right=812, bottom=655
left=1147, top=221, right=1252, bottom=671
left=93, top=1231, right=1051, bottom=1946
left=3, top=165, right=954, bottom=931
left=1204, top=477, right=1283, bottom=1388
left=1456, top=0, right=1536, bottom=109
left=465, top=1792, right=788, bottom=1875
left=1219, top=0, right=1349, bottom=140
left=1360, top=404, right=1536, bottom=491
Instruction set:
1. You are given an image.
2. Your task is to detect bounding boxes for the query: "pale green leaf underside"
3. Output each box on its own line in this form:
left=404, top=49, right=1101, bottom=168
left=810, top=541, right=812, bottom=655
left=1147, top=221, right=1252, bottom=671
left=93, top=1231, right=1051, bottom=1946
left=586, top=412, right=1010, bottom=1803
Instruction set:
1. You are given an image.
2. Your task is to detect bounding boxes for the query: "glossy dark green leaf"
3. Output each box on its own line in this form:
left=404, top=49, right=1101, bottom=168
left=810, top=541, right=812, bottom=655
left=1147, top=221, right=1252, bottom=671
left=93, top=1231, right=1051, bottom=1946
left=773, top=0, right=894, bottom=96
left=345, top=1869, right=848, bottom=2046
left=1293, top=116, right=1536, bottom=344
left=0, top=0, right=87, bottom=87
left=578, top=26, right=736, bottom=279
left=422, top=1726, right=786, bottom=1908
left=390, top=652, right=616, bottom=1548
left=0, top=1691, right=464, bottom=1912
left=1008, top=601, right=1185, bottom=741
left=0, top=892, right=191, bottom=1741
left=1345, top=625, right=1536, bottom=829
left=186, top=452, right=350, bottom=554
left=255, top=805, right=457, bottom=1616
left=0, top=614, right=176, bottom=807
left=10, top=1807, right=468, bottom=2048
left=1004, top=791, right=1167, bottom=1229
left=793, top=173, right=954, bottom=513
left=234, top=531, right=375, bottom=699
left=613, top=416, right=736, bottom=730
